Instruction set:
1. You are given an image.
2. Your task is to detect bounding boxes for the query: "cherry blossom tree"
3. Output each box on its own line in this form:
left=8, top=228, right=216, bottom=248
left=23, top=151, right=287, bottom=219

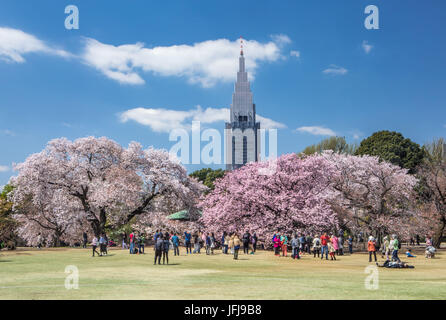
left=12, top=186, right=89, bottom=247
left=325, top=152, right=418, bottom=243
left=11, top=137, right=204, bottom=239
left=200, top=154, right=339, bottom=245
left=416, top=138, right=446, bottom=247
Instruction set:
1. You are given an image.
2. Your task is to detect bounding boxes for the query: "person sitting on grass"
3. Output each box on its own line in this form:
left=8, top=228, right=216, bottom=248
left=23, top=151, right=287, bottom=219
left=405, top=249, right=416, bottom=258
left=328, top=240, right=336, bottom=260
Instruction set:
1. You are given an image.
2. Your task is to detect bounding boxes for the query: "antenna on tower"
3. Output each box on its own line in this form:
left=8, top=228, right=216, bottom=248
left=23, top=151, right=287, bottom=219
left=240, top=36, right=244, bottom=55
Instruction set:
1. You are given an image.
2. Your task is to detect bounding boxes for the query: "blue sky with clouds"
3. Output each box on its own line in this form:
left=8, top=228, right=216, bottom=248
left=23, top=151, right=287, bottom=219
left=1, top=0, right=446, bottom=186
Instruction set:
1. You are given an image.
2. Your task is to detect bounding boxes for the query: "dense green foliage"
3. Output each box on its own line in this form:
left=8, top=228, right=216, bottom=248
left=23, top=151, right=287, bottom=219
left=189, top=168, right=225, bottom=191
left=355, top=131, right=425, bottom=173
left=0, top=184, right=18, bottom=249
left=301, top=136, right=357, bottom=155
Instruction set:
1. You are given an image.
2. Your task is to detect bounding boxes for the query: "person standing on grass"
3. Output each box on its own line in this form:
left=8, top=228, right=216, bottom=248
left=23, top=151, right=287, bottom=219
left=193, top=233, right=201, bottom=254
left=312, top=235, right=321, bottom=258
left=91, top=236, right=100, bottom=257
left=99, top=234, right=106, bottom=256
left=162, top=232, right=170, bottom=264
left=251, top=232, right=258, bottom=254
left=305, top=234, right=312, bottom=254
left=368, top=236, right=377, bottom=262
left=299, top=234, right=306, bottom=255
left=129, top=231, right=135, bottom=254
left=104, top=234, right=109, bottom=255
left=154, top=233, right=163, bottom=265
left=328, top=240, right=336, bottom=260
left=233, top=234, right=241, bottom=260
left=281, top=234, right=288, bottom=257
left=320, top=233, right=329, bottom=260
left=184, top=231, right=192, bottom=254
left=82, top=232, right=88, bottom=249
left=291, top=234, right=300, bottom=259
left=201, top=232, right=206, bottom=250
left=273, top=233, right=281, bottom=256
left=391, top=234, right=401, bottom=262
left=224, top=233, right=230, bottom=254
left=210, top=233, right=216, bottom=255
left=242, top=230, right=251, bottom=254
left=172, top=233, right=180, bottom=256
left=138, top=233, right=145, bottom=254
left=426, top=236, right=432, bottom=247
left=338, top=235, right=344, bottom=255
left=206, top=233, right=211, bottom=255
left=221, top=232, right=226, bottom=254
left=331, top=234, right=339, bottom=255
left=382, top=236, right=390, bottom=260
left=347, top=235, right=353, bottom=254
left=122, top=233, right=127, bottom=249
left=229, top=233, right=235, bottom=255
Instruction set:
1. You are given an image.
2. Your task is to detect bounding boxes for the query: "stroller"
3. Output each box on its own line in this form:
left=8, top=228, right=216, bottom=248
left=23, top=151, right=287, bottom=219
left=425, top=246, right=436, bottom=258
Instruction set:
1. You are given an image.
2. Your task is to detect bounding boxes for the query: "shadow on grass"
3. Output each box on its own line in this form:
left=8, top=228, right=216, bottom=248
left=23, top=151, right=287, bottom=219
left=152, top=263, right=181, bottom=266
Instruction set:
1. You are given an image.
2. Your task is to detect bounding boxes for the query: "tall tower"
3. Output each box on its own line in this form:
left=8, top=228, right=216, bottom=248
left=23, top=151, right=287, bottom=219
left=225, top=38, right=261, bottom=170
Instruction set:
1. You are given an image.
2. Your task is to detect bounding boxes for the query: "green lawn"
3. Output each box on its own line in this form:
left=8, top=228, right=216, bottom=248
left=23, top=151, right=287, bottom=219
left=0, top=247, right=445, bottom=299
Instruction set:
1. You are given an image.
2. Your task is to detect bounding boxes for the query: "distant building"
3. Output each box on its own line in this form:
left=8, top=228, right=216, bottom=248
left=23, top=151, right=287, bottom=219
left=225, top=44, right=261, bottom=170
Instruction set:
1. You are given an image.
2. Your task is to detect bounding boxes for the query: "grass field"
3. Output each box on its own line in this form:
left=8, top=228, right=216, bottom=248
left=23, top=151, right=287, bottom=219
left=0, top=246, right=445, bottom=299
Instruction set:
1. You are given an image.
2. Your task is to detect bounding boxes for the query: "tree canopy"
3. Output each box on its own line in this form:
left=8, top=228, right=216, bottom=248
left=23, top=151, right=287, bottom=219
left=355, top=131, right=425, bottom=174
left=301, top=136, right=357, bottom=156
left=11, top=137, right=204, bottom=243
left=190, top=168, right=225, bottom=191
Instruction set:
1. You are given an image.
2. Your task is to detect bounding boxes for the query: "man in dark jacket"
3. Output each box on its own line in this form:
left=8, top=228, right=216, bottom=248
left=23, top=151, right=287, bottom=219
left=82, top=232, right=88, bottom=248
left=154, top=234, right=164, bottom=265
left=242, top=231, right=251, bottom=254
left=251, top=232, right=258, bottom=254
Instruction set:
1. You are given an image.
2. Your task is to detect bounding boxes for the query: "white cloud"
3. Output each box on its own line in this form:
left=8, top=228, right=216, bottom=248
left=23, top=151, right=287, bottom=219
left=270, top=34, right=292, bottom=46
left=0, top=27, right=71, bottom=63
left=119, top=106, right=286, bottom=133
left=296, top=126, right=336, bottom=136
left=0, top=165, right=10, bottom=172
left=322, top=64, right=348, bottom=76
left=362, top=40, right=373, bottom=54
left=2, top=129, right=15, bottom=136
left=82, top=35, right=290, bottom=87
left=290, top=50, right=300, bottom=59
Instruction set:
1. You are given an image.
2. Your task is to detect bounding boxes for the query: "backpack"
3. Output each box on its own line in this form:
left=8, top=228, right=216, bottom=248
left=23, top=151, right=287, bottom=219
left=315, top=239, right=320, bottom=246
left=397, top=241, right=401, bottom=249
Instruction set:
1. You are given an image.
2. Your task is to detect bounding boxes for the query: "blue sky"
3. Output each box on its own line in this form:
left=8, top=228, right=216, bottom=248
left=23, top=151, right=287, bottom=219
left=1, top=0, right=446, bottom=186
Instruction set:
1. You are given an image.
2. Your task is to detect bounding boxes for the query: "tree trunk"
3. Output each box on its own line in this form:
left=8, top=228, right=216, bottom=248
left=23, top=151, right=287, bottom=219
left=432, top=217, right=445, bottom=248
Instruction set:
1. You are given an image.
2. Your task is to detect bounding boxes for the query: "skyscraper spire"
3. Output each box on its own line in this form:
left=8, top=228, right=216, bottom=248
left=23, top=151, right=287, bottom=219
left=240, top=36, right=244, bottom=56
left=225, top=39, right=261, bottom=170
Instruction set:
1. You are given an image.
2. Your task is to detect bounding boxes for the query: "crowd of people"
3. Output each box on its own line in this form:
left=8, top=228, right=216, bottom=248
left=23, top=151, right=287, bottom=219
left=88, top=229, right=437, bottom=266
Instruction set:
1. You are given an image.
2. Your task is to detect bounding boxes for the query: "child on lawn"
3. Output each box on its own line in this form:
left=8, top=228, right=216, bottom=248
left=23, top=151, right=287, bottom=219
left=328, top=240, right=336, bottom=260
